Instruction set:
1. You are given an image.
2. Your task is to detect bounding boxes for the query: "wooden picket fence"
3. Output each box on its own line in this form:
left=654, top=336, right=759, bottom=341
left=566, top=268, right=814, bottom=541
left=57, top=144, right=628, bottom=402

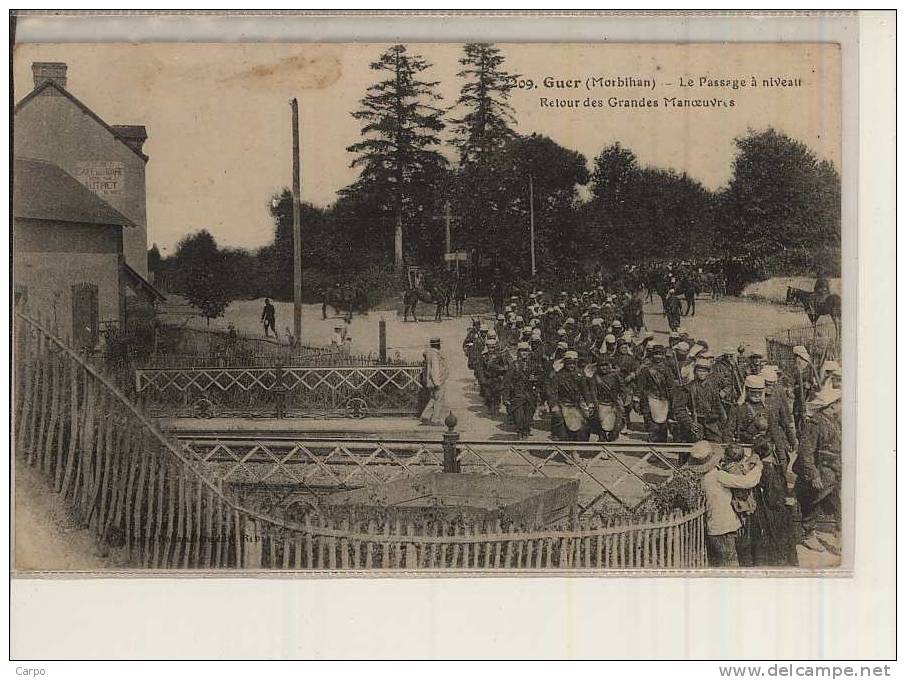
left=765, top=320, right=840, bottom=378
left=240, top=508, right=708, bottom=570
left=14, top=310, right=707, bottom=570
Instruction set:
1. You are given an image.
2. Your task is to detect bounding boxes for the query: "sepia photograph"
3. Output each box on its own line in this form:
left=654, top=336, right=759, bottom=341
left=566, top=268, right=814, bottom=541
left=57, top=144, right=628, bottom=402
left=12, top=38, right=845, bottom=574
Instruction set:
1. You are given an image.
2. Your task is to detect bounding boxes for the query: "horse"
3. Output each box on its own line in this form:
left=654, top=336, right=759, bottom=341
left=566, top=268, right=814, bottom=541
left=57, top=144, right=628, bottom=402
left=798, top=292, right=842, bottom=339
left=402, top=287, right=434, bottom=323
left=785, top=286, right=814, bottom=306
left=623, top=292, right=645, bottom=333
left=674, top=275, right=699, bottom=316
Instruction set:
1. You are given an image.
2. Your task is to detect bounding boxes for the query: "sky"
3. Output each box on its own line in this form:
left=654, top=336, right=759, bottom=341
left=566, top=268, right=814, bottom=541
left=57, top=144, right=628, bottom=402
left=14, top=42, right=841, bottom=253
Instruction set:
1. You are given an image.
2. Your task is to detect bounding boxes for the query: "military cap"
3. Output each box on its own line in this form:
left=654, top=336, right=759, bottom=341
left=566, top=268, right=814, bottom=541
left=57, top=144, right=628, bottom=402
left=744, top=374, right=765, bottom=390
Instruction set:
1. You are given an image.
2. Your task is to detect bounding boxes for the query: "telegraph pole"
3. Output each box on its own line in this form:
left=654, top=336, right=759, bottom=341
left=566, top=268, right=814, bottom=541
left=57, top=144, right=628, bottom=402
left=291, top=98, right=303, bottom=346
left=529, top=174, right=536, bottom=278
left=444, top=200, right=452, bottom=270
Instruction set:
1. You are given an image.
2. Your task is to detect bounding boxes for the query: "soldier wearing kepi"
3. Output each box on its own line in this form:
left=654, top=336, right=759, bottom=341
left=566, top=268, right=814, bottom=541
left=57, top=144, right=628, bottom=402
left=546, top=350, right=594, bottom=441
left=793, top=385, right=842, bottom=554
left=504, top=341, right=540, bottom=438
left=636, top=344, right=676, bottom=443
left=792, top=345, right=820, bottom=430
left=724, top=374, right=771, bottom=449
left=482, top=336, right=510, bottom=416
left=588, top=349, right=624, bottom=442
left=712, top=345, right=745, bottom=412
left=761, top=365, right=798, bottom=476
left=664, top=289, right=682, bottom=332
left=672, top=357, right=727, bottom=446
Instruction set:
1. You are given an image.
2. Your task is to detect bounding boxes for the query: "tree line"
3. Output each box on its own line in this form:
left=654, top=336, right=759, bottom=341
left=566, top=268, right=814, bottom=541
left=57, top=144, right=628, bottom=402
left=153, top=43, right=841, bottom=316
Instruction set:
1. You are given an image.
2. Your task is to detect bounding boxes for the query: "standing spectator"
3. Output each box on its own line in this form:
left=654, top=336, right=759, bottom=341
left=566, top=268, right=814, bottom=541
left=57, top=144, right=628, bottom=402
left=686, top=440, right=763, bottom=567
left=420, top=337, right=449, bottom=425
left=261, top=298, right=276, bottom=338
left=331, top=324, right=347, bottom=351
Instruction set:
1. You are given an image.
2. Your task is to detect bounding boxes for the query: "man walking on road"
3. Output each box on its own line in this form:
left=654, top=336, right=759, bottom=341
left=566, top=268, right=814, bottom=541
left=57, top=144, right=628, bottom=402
left=261, top=298, right=277, bottom=338
left=420, top=337, right=449, bottom=425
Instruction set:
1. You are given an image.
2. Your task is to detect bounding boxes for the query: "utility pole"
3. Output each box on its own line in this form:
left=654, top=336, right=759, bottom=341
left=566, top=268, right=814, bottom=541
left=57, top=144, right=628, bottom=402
left=394, top=213, right=403, bottom=272
left=444, top=200, right=452, bottom=270
left=529, top=174, right=536, bottom=278
left=291, top=98, right=303, bottom=346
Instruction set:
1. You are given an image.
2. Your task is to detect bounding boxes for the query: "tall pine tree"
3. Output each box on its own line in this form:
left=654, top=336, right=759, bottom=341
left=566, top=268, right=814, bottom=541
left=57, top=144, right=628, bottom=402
left=343, top=44, right=447, bottom=269
left=450, top=43, right=518, bottom=166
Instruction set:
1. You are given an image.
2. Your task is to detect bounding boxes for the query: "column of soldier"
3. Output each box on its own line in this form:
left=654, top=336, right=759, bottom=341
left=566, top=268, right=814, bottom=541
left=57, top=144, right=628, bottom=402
left=461, top=287, right=843, bottom=557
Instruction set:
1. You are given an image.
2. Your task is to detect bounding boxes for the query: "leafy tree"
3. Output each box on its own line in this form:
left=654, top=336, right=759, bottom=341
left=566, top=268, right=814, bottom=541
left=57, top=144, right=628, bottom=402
left=589, top=142, right=639, bottom=210
left=265, top=190, right=345, bottom=298
left=450, top=43, right=518, bottom=166
left=147, top=243, right=162, bottom=273
left=172, top=230, right=231, bottom=325
left=585, top=143, right=716, bottom=269
left=717, top=128, right=840, bottom=274
left=454, top=133, right=589, bottom=280
left=343, top=44, right=448, bottom=268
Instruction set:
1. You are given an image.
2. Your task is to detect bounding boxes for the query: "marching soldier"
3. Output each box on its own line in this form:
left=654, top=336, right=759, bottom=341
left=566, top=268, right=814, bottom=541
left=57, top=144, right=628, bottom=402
left=482, top=336, right=510, bottom=415
left=711, top=345, right=746, bottom=411
left=636, top=344, right=676, bottom=443
left=546, top=350, right=594, bottom=442
left=792, top=345, right=820, bottom=430
left=588, top=350, right=624, bottom=442
left=664, top=289, right=682, bottom=332
left=671, top=357, right=727, bottom=446
left=761, top=365, right=798, bottom=473
left=504, top=342, right=540, bottom=438
left=793, top=385, right=842, bottom=554
left=724, top=374, right=771, bottom=450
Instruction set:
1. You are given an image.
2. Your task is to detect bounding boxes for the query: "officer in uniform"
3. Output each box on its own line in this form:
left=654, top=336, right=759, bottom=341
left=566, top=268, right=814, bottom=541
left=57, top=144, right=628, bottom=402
left=504, top=341, right=540, bottom=438
left=793, top=386, right=842, bottom=554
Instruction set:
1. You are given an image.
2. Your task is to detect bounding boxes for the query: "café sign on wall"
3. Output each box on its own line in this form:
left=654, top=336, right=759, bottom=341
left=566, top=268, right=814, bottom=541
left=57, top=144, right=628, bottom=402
left=74, top=160, right=124, bottom=197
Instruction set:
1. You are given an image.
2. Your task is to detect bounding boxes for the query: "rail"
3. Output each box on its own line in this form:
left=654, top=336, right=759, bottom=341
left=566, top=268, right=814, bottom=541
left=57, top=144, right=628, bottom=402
left=175, top=434, right=692, bottom=516
left=135, top=365, right=424, bottom=418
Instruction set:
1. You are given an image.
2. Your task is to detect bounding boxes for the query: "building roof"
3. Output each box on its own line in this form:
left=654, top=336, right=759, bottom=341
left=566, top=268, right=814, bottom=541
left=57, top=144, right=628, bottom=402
left=15, top=79, right=149, bottom=162
left=13, top=157, right=136, bottom=227
left=123, top=263, right=167, bottom=302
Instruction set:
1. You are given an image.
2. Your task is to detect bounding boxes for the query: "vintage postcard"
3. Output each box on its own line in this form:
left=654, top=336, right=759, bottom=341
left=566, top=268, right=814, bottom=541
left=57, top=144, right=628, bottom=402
left=12, top=39, right=844, bottom=574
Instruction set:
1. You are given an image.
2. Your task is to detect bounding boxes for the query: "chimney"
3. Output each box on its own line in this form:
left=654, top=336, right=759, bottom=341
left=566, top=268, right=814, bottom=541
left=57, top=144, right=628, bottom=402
left=32, top=62, right=68, bottom=90
left=112, top=125, right=148, bottom=155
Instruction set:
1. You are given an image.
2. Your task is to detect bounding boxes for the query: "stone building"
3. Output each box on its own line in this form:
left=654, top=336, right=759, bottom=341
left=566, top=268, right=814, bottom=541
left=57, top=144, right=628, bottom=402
left=13, top=61, right=163, bottom=347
